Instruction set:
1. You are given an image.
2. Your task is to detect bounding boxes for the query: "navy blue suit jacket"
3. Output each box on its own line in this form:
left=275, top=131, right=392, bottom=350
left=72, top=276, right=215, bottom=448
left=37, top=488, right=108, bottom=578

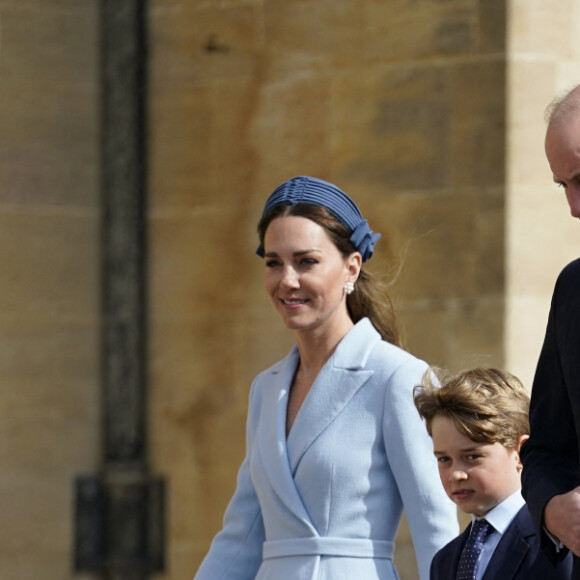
left=430, top=506, right=572, bottom=580
left=521, top=258, right=580, bottom=579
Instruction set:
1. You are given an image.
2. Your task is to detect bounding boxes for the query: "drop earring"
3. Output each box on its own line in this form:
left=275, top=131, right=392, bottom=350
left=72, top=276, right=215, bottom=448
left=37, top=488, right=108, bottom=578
left=344, top=281, right=355, bottom=295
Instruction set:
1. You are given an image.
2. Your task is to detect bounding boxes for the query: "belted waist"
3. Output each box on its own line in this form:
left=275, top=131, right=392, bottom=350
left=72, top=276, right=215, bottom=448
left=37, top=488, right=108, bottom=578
left=263, top=537, right=394, bottom=560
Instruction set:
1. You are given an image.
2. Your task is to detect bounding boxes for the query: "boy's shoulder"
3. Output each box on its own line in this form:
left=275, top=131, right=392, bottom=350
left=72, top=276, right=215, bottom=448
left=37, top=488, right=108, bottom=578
left=430, top=523, right=468, bottom=578
left=431, top=505, right=572, bottom=580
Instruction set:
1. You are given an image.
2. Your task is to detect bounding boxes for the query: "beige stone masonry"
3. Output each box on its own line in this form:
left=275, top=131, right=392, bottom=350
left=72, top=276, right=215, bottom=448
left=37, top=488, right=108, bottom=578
left=2, top=1, right=580, bottom=579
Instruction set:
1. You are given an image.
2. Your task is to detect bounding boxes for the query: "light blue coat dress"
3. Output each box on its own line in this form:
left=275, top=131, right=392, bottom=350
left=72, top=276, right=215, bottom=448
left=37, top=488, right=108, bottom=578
left=194, top=318, right=458, bottom=580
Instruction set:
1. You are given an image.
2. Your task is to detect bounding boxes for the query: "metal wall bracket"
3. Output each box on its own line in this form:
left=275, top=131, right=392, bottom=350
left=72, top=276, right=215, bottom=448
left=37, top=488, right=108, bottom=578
left=74, top=474, right=165, bottom=574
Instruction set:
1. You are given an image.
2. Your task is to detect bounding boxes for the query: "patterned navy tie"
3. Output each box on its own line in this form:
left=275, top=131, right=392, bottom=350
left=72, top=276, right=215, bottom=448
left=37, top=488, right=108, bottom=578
left=456, top=518, right=493, bottom=580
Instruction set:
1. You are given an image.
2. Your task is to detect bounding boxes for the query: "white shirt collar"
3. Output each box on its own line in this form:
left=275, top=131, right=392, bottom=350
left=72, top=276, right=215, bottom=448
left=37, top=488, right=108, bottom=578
left=473, top=489, right=524, bottom=535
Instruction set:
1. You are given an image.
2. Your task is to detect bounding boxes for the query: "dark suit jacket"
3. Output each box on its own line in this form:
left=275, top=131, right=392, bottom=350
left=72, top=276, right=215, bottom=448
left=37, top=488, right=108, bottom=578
left=521, top=258, right=580, bottom=579
left=430, top=505, right=572, bottom=580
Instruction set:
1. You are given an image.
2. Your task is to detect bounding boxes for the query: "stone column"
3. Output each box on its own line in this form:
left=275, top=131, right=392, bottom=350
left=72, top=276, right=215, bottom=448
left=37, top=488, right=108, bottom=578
left=505, top=0, right=580, bottom=385
left=74, top=2, right=164, bottom=578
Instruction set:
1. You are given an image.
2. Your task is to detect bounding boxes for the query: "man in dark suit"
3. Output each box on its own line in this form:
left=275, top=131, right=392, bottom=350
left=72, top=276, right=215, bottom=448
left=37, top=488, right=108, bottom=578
left=521, top=84, right=580, bottom=579
left=414, top=367, right=572, bottom=579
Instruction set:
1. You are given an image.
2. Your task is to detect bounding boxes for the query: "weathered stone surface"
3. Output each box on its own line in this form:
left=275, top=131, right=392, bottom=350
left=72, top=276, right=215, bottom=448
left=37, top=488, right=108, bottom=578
left=3, top=0, right=580, bottom=579
left=148, top=3, right=514, bottom=579
left=505, top=0, right=580, bottom=384
left=0, top=1, right=100, bottom=578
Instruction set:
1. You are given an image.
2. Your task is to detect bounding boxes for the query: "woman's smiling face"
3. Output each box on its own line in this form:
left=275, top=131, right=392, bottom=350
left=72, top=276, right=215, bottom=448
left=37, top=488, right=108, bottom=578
left=263, top=216, right=359, bottom=335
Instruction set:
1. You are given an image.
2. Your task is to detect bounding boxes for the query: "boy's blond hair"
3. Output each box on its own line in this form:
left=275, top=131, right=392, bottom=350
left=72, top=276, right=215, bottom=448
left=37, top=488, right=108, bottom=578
left=413, top=367, right=529, bottom=449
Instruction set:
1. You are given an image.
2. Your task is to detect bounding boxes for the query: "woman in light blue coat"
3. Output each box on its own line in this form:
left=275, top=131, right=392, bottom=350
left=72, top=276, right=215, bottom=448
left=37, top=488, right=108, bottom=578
left=194, top=176, right=458, bottom=580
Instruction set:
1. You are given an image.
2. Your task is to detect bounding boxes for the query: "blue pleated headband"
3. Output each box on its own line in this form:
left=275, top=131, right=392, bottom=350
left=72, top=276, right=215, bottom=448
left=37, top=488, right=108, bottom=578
left=256, top=176, right=380, bottom=262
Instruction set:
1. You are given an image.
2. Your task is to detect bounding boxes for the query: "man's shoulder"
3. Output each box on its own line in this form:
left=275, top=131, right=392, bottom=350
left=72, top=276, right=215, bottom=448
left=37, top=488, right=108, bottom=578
left=552, top=258, right=580, bottom=303
left=559, top=257, right=580, bottom=282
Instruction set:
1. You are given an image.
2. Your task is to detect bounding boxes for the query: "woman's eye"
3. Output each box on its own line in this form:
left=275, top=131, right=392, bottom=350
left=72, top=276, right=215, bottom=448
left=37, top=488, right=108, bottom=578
left=265, top=260, right=281, bottom=268
left=300, top=258, right=318, bottom=265
left=437, top=457, right=450, bottom=464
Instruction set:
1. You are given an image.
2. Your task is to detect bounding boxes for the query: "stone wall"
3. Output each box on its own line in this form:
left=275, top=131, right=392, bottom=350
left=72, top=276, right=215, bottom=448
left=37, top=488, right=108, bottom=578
left=505, top=0, right=580, bottom=386
left=2, top=1, right=580, bottom=579
left=0, top=1, right=100, bottom=579
left=147, top=1, right=507, bottom=578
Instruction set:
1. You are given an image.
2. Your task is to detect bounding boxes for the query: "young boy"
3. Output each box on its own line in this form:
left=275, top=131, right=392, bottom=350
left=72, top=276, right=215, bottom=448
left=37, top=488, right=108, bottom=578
left=414, top=367, right=572, bottom=580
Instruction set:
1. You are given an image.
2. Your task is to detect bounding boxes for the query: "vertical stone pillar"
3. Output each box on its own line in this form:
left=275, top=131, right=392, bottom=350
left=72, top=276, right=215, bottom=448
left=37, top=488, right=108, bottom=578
left=75, top=1, right=164, bottom=578
left=505, top=0, right=580, bottom=385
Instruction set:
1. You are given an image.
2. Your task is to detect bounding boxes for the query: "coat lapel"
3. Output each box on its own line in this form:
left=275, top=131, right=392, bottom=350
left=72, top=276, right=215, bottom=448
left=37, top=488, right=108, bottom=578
left=287, top=319, right=380, bottom=472
left=256, top=347, right=318, bottom=533
left=287, top=365, right=373, bottom=471
left=483, top=508, right=531, bottom=580
left=255, top=319, right=381, bottom=532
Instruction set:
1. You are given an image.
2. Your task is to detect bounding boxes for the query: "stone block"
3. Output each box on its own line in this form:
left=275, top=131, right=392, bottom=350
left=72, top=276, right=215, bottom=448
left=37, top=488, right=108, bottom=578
left=0, top=321, right=99, bottom=423
left=370, top=188, right=504, bottom=303
left=400, top=295, right=504, bottom=371
left=0, top=4, right=97, bottom=86
left=559, top=59, right=580, bottom=87
left=477, top=0, right=506, bottom=53
left=149, top=207, right=261, bottom=318
left=505, top=294, right=552, bottom=388
left=0, top=414, right=98, bottom=578
left=0, top=81, right=98, bottom=206
left=449, top=60, right=506, bottom=188
left=235, top=306, right=296, bottom=382
left=248, top=72, right=333, bottom=179
left=149, top=80, right=262, bottom=209
left=263, top=0, right=364, bottom=71
left=506, top=184, right=580, bottom=296
left=331, top=65, right=452, bottom=191
left=506, top=60, right=556, bottom=186
left=149, top=311, right=252, bottom=576
left=365, top=0, right=477, bottom=62
left=0, top=211, right=99, bottom=323
left=150, top=2, right=262, bottom=86
left=508, top=0, right=572, bottom=56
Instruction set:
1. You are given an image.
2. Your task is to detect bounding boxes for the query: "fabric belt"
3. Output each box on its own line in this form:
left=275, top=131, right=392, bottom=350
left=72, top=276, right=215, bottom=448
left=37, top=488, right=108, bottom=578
left=263, top=537, right=394, bottom=560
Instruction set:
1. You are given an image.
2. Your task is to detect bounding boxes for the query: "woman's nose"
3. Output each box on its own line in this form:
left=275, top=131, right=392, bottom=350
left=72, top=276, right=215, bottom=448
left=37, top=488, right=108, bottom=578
left=280, top=267, right=299, bottom=288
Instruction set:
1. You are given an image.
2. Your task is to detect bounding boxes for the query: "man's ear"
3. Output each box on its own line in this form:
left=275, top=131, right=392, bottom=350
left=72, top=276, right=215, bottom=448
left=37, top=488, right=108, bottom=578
left=515, top=434, right=529, bottom=470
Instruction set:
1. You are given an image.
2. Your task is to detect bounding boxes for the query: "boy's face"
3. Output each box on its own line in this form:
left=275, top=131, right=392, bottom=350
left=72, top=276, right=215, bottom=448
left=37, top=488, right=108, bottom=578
left=431, top=414, right=524, bottom=517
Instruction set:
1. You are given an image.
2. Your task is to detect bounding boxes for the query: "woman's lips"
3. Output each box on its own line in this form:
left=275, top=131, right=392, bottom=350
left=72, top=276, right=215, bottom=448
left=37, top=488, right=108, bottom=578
left=281, top=298, right=307, bottom=307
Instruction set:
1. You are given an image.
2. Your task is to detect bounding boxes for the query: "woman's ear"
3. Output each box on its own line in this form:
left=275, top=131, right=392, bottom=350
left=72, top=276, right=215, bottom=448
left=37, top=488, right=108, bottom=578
left=346, top=252, right=362, bottom=282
